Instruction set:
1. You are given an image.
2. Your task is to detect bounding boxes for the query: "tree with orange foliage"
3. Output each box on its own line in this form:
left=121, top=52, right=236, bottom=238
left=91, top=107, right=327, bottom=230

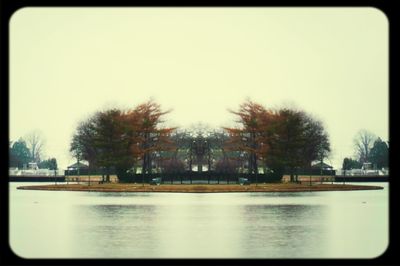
left=225, top=100, right=331, bottom=182
left=70, top=100, right=175, bottom=182
left=224, top=100, right=271, bottom=175
left=132, top=100, right=176, bottom=174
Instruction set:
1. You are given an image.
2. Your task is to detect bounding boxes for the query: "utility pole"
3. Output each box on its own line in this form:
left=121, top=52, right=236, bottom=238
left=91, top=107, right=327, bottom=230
left=77, top=156, right=80, bottom=184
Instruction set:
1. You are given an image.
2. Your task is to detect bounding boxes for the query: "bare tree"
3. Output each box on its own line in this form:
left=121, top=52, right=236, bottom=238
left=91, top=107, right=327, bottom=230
left=25, top=130, right=46, bottom=162
left=353, top=129, right=376, bottom=164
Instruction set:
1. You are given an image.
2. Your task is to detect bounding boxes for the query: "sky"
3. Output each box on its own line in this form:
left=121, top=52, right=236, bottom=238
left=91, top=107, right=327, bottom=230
left=9, top=7, right=389, bottom=170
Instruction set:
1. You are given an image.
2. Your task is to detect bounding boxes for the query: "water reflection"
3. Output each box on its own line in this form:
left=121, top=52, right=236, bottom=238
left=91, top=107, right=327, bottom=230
left=151, top=200, right=243, bottom=258
left=238, top=204, right=327, bottom=258
left=72, top=204, right=158, bottom=258
left=9, top=182, right=388, bottom=259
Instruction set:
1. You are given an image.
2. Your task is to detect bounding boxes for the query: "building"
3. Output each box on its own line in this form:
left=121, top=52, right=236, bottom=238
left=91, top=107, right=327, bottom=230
left=67, top=162, right=89, bottom=171
left=311, top=162, right=333, bottom=170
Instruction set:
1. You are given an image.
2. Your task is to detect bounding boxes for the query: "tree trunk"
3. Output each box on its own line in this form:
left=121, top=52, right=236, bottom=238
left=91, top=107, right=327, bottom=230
left=290, top=167, right=295, bottom=182
left=106, top=167, right=110, bottom=182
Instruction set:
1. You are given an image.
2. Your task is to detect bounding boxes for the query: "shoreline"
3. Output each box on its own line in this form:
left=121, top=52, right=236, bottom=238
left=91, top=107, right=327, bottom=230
left=16, top=183, right=384, bottom=193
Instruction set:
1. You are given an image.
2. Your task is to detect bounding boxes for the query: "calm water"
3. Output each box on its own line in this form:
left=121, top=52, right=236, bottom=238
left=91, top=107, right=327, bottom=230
left=9, top=182, right=388, bottom=259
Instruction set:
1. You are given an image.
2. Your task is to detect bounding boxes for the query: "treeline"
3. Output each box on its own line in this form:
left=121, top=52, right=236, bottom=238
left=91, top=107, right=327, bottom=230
left=9, top=133, right=58, bottom=170
left=342, top=129, right=389, bottom=170
left=70, top=100, right=331, bottom=183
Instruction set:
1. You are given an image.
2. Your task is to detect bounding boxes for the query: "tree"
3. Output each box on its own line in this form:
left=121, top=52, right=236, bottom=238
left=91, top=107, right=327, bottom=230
left=38, top=158, right=58, bottom=170
left=264, top=109, right=305, bottom=180
left=342, top=157, right=362, bottom=170
left=93, top=109, right=136, bottom=176
left=224, top=100, right=270, bottom=174
left=168, top=130, right=192, bottom=170
left=159, top=158, right=186, bottom=173
left=206, top=130, right=231, bottom=171
left=369, top=138, right=389, bottom=169
left=9, top=139, right=31, bottom=168
left=301, top=113, right=331, bottom=174
left=353, top=129, right=376, bottom=164
left=214, top=158, right=240, bottom=173
left=134, top=101, right=175, bottom=174
left=259, top=108, right=329, bottom=181
left=70, top=115, right=99, bottom=169
left=71, top=108, right=143, bottom=182
left=70, top=100, right=174, bottom=182
left=225, top=101, right=331, bottom=182
left=161, top=127, right=231, bottom=173
left=25, top=130, right=45, bottom=163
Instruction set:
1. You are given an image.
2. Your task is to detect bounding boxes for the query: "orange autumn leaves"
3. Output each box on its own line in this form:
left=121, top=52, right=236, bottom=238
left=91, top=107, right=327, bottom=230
left=70, top=100, right=175, bottom=172
left=70, top=99, right=330, bottom=178
left=224, top=100, right=330, bottom=176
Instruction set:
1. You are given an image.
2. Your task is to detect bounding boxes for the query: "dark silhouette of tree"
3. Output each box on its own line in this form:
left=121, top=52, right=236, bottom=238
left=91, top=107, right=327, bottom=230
left=369, top=138, right=389, bottom=169
left=342, top=157, right=362, bottom=170
left=168, top=130, right=192, bottom=170
left=38, top=158, right=58, bottom=170
left=9, top=139, right=31, bottom=168
left=159, top=158, right=186, bottom=173
left=261, top=108, right=330, bottom=182
left=214, top=158, right=240, bottom=173
left=189, top=133, right=210, bottom=172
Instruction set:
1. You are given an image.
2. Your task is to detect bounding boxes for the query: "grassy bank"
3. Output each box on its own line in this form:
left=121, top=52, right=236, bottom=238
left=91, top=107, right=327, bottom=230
left=16, top=183, right=384, bottom=193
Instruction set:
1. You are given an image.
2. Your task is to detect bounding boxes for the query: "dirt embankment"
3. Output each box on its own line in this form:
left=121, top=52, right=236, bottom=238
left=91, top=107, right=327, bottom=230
left=16, top=183, right=384, bottom=193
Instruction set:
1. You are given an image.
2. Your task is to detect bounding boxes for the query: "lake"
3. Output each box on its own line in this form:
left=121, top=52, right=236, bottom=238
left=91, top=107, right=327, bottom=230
left=9, top=182, right=388, bottom=259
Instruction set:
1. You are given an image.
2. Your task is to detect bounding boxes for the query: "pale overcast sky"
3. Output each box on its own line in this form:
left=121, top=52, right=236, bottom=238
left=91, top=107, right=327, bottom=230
left=9, top=7, right=388, bottom=169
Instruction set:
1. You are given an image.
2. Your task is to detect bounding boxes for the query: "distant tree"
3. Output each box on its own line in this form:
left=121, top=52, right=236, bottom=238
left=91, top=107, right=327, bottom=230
left=353, top=129, right=376, bottom=163
left=159, top=158, right=186, bottom=173
left=342, top=157, right=362, bottom=170
left=214, top=158, right=240, bottom=173
left=166, top=130, right=192, bottom=170
left=38, top=158, right=58, bottom=170
left=168, top=124, right=211, bottom=172
left=190, top=133, right=211, bottom=172
left=25, top=130, right=45, bottom=163
left=163, top=128, right=230, bottom=172
left=369, top=138, right=389, bottom=169
left=206, top=130, right=231, bottom=171
left=9, top=139, right=31, bottom=168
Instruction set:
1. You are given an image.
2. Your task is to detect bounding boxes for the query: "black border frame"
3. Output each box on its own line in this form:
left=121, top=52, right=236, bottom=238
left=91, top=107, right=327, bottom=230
left=1, top=1, right=397, bottom=266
